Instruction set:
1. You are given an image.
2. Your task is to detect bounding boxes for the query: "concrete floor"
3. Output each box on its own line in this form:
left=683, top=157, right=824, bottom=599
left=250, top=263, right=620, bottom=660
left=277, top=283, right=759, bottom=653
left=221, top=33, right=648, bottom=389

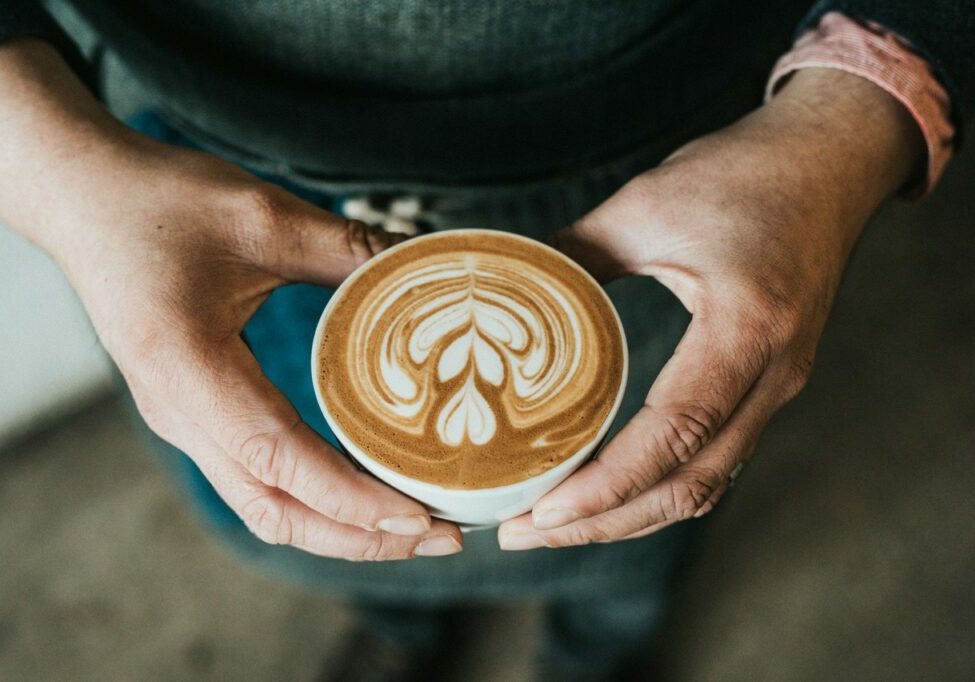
left=2, top=146, right=973, bottom=680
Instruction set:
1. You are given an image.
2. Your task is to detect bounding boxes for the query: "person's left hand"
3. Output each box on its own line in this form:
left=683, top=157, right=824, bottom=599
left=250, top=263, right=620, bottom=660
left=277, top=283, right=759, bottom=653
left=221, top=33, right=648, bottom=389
left=498, top=68, right=924, bottom=550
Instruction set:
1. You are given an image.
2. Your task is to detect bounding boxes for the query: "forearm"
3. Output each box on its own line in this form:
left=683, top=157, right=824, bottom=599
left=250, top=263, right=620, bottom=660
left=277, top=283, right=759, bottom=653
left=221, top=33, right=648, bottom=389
left=0, top=39, right=134, bottom=254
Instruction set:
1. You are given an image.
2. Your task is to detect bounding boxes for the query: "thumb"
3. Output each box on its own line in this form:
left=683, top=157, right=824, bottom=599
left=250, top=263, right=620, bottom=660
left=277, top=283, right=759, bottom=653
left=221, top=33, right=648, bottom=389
left=258, top=189, right=406, bottom=286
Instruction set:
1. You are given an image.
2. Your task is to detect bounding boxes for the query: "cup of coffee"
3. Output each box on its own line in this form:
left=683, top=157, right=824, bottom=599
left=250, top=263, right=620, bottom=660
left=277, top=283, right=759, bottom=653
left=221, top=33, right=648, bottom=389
left=311, top=229, right=627, bottom=526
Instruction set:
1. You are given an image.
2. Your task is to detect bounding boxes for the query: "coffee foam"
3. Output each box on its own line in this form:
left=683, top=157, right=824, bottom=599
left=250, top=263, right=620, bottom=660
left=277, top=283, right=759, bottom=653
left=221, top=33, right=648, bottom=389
left=317, top=231, right=624, bottom=489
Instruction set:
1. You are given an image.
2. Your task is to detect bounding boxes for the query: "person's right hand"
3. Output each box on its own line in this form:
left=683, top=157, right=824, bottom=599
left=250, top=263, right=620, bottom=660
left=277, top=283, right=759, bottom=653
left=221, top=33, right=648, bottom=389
left=40, top=134, right=464, bottom=560
left=0, top=41, right=462, bottom=560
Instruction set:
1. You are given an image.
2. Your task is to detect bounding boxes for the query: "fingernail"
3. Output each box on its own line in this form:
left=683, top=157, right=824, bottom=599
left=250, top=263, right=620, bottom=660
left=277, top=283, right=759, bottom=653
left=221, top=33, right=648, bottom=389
left=499, top=530, right=547, bottom=551
left=533, top=507, right=581, bottom=530
left=414, top=535, right=462, bottom=557
left=378, top=514, right=430, bottom=536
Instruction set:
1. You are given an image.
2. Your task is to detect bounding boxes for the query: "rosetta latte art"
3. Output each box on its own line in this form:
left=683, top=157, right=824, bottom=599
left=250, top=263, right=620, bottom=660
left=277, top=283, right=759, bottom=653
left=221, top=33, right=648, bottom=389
left=356, top=255, right=584, bottom=446
left=318, top=232, right=625, bottom=489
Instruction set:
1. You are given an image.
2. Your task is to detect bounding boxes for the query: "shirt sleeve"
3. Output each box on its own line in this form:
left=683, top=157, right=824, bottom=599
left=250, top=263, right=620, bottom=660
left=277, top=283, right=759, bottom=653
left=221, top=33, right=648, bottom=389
left=1, top=0, right=93, bottom=87
left=767, top=12, right=955, bottom=197
left=796, top=0, right=975, bottom=147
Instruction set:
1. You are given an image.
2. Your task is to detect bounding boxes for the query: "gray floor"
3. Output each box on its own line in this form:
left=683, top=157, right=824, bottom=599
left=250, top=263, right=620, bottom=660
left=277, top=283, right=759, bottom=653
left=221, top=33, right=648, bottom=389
left=2, top=146, right=973, bottom=681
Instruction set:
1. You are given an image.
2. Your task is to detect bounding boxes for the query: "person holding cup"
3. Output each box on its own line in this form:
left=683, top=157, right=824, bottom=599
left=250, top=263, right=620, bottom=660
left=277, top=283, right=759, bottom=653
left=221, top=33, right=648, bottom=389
left=0, top=1, right=968, bottom=679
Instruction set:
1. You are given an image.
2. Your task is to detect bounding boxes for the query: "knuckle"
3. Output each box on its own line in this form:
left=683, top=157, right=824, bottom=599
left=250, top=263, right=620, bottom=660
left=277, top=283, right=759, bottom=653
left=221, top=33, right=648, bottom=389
left=318, top=491, right=350, bottom=525
left=341, top=218, right=382, bottom=266
left=357, top=533, right=400, bottom=562
left=766, top=311, right=804, bottom=350
left=241, top=184, right=289, bottom=232
left=596, top=481, right=635, bottom=511
left=595, top=461, right=647, bottom=510
left=751, top=272, right=801, bottom=317
left=130, top=332, right=181, bottom=387
left=654, top=404, right=721, bottom=463
left=126, top=355, right=188, bottom=438
left=241, top=494, right=294, bottom=545
left=233, top=421, right=299, bottom=489
left=235, top=185, right=295, bottom=260
left=661, top=474, right=716, bottom=521
left=585, top=522, right=621, bottom=545
left=733, top=280, right=803, bottom=349
left=556, top=524, right=601, bottom=548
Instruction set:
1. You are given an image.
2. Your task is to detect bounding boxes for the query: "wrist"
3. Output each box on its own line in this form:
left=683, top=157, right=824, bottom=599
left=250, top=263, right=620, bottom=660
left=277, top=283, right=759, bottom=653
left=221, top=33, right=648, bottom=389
left=652, top=67, right=924, bottom=293
left=754, top=68, right=924, bottom=223
left=663, top=67, right=924, bottom=262
left=0, top=40, right=140, bottom=256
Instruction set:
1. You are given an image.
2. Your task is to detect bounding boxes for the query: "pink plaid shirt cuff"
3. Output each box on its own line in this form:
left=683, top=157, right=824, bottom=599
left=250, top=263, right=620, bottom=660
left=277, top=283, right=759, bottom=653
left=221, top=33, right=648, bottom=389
left=767, top=11, right=955, bottom=198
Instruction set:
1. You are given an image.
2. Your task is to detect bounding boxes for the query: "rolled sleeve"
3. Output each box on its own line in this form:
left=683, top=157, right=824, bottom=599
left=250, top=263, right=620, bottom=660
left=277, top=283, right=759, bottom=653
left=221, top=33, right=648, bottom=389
left=796, top=0, right=975, bottom=147
left=767, top=12, right=955, bottom=197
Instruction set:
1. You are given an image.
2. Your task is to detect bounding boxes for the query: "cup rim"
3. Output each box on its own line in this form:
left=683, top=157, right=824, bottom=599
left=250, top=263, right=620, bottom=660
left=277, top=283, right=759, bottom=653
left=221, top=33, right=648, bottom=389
left=310, top=228, right=629, bottom=498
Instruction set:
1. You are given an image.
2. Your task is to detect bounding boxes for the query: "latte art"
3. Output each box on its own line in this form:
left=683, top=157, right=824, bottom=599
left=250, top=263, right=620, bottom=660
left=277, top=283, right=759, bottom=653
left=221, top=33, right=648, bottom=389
left=317, top=231, right=625, bottom=489
left=361, top=256, right=586, bottom=447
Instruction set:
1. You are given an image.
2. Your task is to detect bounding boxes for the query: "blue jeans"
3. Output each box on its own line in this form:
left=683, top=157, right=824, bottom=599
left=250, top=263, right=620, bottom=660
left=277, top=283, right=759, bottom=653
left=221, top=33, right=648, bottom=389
left=130, top=110, right=702, bottom=674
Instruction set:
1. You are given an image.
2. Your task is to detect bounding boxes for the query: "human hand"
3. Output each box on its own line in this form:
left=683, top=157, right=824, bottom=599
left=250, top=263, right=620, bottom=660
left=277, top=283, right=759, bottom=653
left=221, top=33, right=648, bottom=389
left=499, top=68, right=924, bottom=549
left=0, top=40, right=463, bottom=559
left=54, top=140, right=467, bottom=559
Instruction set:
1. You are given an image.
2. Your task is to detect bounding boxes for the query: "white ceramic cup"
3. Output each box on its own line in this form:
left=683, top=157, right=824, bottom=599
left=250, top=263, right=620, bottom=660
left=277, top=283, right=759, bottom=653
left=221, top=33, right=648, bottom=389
left=311, top=230, right=628, bottom=527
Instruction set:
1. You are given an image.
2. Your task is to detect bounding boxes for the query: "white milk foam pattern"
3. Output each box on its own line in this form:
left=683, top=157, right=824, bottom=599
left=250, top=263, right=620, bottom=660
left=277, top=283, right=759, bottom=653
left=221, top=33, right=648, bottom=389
left=350, top=254, right=584, bottom=448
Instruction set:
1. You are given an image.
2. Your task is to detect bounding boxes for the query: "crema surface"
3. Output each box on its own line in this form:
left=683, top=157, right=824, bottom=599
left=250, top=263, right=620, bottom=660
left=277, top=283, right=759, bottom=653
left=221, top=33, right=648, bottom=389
left=317, top=231, right=624, bottom=489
